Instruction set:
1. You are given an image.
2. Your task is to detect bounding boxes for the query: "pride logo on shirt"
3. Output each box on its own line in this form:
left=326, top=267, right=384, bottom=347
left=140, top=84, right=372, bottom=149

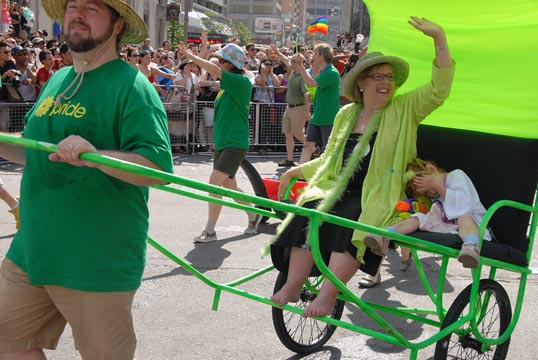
left=35, top=96, right=87, bottom=119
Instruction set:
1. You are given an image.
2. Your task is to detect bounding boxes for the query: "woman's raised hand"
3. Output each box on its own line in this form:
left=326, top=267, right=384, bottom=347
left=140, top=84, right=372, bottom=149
left=408, top=16, right=445, bottom=39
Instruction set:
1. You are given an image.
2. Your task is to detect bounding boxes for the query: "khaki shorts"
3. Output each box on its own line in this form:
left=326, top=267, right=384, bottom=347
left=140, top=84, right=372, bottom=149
left=281, top=106, right=307, bottom=138
left=0, top=258, right=137, bottom=359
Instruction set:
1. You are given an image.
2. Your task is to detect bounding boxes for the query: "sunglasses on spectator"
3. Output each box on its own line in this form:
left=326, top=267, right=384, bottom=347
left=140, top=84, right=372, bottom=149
left=130, top=54, right=140, bottom=57
left=263, top=62, right=273, bottom=66
left=218, top=58, right=229, bottom=64
left=1, top=51, right=10, bottom=54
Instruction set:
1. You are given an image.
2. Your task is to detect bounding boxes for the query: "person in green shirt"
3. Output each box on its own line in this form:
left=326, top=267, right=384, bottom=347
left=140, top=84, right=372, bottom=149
left=0, top=0, right=173, bottom=358
left=179, top=41, right=262, bottom=244
left=293, top=43, right=341, bottom=163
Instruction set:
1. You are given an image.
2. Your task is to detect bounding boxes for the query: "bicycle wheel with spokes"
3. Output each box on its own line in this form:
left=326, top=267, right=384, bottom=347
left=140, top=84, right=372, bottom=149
left=271, top=271, right=345, bottom=354
left=434, top=279, right=512, bottom=359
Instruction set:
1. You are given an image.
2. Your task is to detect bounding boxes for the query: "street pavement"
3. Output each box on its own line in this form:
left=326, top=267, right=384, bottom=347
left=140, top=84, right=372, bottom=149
left=0, top=153, right=537, bottom=360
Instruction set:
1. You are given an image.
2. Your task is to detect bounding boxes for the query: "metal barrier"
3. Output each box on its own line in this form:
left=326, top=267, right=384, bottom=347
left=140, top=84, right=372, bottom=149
left=0, top=102, right=33, bottom=133
left=1, top=86, right=302, bottom=153
left=162, top=84, right=297, bottom=152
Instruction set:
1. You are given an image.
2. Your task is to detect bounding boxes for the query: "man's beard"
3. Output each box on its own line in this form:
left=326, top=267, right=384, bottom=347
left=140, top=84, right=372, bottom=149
left=65, top=21, right=115, bottom=53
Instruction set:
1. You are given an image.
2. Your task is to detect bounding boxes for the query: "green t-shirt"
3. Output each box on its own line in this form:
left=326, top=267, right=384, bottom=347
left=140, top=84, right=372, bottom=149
left=285, top=71, right=306, bottom=105
left=7, top=59, right=173, bottom=292
left=311, top=64, right=340, bottom=126
left=212, top=71, right=252, bottom=150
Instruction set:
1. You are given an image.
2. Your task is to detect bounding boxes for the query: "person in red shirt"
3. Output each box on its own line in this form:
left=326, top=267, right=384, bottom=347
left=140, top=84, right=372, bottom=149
left=35, top=48, right=54, bottom=97
left=52, top=43, right=73, bottom=70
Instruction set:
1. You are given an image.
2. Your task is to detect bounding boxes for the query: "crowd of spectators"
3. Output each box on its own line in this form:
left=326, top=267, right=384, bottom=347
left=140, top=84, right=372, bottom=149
left=0, top=0, right=67, bottom=105
left=116, top=32, right=368, bottom=159
left=115, top=31, right=368, bottom=105
left=1, top=5, right=368, bottom=156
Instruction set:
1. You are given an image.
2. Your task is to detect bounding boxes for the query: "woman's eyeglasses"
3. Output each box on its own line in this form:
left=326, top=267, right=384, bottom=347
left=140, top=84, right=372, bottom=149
left=367, top=73, right=395, bottom=82
left=130, top=54, right=140, bottom=57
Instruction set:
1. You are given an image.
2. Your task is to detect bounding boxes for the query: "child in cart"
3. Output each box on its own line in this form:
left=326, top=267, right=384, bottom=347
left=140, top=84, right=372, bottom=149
left=364, top=158, right=491, bottom=268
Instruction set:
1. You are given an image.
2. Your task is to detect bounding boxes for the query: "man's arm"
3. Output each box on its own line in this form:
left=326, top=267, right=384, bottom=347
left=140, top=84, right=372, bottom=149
left=297, top=63, right=318, bottom=87
left=48, top=135, right=167, bottom=186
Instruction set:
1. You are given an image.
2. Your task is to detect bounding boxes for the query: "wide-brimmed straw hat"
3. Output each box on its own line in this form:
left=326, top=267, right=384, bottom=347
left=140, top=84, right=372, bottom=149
left=41, top=0, right=147, bottom=44
left=342, top=51, right=409, bottom=101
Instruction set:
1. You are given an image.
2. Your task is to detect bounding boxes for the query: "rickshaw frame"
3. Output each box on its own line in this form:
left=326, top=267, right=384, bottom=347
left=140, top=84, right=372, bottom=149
left=1, top=133, right=535, bottom=360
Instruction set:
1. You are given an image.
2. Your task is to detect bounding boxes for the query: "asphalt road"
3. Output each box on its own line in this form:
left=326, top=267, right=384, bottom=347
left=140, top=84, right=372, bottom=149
left=0, top=154, right=537, bottom=359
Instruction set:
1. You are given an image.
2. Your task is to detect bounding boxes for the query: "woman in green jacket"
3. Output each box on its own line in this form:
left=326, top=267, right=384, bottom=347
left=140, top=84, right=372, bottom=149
left=268, top=16, right=455, bottom=318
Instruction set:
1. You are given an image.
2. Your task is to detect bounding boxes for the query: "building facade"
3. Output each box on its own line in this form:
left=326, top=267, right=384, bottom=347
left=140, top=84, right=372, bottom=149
left=28, top=0, right=355, bottom=48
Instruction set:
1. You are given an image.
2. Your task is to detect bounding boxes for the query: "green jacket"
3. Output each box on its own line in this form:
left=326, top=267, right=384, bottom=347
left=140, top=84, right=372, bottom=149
left=265, top=61, right=455, bottom=262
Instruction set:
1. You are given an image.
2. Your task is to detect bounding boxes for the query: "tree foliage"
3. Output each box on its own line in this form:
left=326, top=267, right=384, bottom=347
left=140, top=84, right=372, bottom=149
left=167, top=21, right=184, bottom=46
left=232, top=21, right=251, bottom=45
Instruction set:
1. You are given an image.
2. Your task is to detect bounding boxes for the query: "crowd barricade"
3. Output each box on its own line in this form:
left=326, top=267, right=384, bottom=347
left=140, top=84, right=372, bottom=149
left=0, top=102, right=33, bottom=133
left=160, top=85, right=192, bottom=149
left=1, top=85, right=305, bottom=152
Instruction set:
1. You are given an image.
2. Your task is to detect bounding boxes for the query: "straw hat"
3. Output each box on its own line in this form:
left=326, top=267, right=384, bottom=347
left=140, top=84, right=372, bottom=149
left=41, top=0, right=148, bottom=44
left=342, top=51, right=409, bottom=101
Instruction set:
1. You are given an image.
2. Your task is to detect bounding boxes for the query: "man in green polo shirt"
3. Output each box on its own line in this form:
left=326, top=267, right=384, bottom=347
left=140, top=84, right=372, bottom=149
left=294, top=43, right=340, bottom=163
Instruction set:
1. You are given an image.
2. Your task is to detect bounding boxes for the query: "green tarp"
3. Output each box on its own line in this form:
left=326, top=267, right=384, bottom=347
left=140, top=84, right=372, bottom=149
left=365, top=0, right=538, bottom=138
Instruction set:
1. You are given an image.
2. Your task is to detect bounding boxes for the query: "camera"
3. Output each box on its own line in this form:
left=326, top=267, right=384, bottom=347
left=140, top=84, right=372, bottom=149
left=10, top=70, right=23, bottom=87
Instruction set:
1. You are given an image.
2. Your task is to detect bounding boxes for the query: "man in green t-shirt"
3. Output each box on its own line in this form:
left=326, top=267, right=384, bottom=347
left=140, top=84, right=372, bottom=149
left=294, top=43, right=341, bottom=163
left=0, top=0, right=173, bottom=358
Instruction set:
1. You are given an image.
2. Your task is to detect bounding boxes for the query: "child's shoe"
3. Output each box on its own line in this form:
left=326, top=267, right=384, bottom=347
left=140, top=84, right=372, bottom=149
left=457, top=243, right=480, bottom=268
left=364, top=234, right=389, bottom=257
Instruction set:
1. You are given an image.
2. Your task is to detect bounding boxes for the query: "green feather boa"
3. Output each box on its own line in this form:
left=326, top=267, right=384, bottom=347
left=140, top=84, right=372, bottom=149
left=261, top=103, right=382, bottom=256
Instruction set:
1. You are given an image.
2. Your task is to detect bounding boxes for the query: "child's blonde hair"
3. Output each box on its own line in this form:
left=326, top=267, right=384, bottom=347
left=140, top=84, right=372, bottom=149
left=405, top=158, right=444, bottom=197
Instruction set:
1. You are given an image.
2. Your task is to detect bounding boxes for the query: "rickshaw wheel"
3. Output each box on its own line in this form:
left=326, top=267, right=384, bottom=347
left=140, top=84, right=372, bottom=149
left=271, top=271, right=345, bottom=354
left=434, top=279, right=511, bottom=360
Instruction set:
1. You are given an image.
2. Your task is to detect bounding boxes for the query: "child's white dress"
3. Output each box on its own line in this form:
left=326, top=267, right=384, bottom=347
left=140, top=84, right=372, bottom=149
left=413, top=169, right=492, bottom=240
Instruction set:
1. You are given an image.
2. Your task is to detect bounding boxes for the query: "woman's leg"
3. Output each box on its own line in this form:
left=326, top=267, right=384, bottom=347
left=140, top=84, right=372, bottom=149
left=303, top=251, right=360, bottom=318
left=203, top=169, right=231, bottom=233
left=271, top=247, right=314, bottom=306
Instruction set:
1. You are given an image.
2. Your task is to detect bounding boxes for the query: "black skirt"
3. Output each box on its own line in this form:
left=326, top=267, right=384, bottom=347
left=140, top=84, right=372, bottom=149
left=271, top=187, right=383, bottom=276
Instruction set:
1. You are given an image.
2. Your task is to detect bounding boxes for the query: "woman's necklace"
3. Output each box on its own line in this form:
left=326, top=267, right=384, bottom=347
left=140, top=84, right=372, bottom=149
left=355, top=113, right=369, bottom=133
left=355, top=110, right=377, bottom=133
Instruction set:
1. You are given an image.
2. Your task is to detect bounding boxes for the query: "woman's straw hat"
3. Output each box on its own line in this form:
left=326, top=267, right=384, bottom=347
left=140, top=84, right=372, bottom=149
left=342, top=51, right=409, bottom=101
left=41, top=0, right=147, bottom=44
